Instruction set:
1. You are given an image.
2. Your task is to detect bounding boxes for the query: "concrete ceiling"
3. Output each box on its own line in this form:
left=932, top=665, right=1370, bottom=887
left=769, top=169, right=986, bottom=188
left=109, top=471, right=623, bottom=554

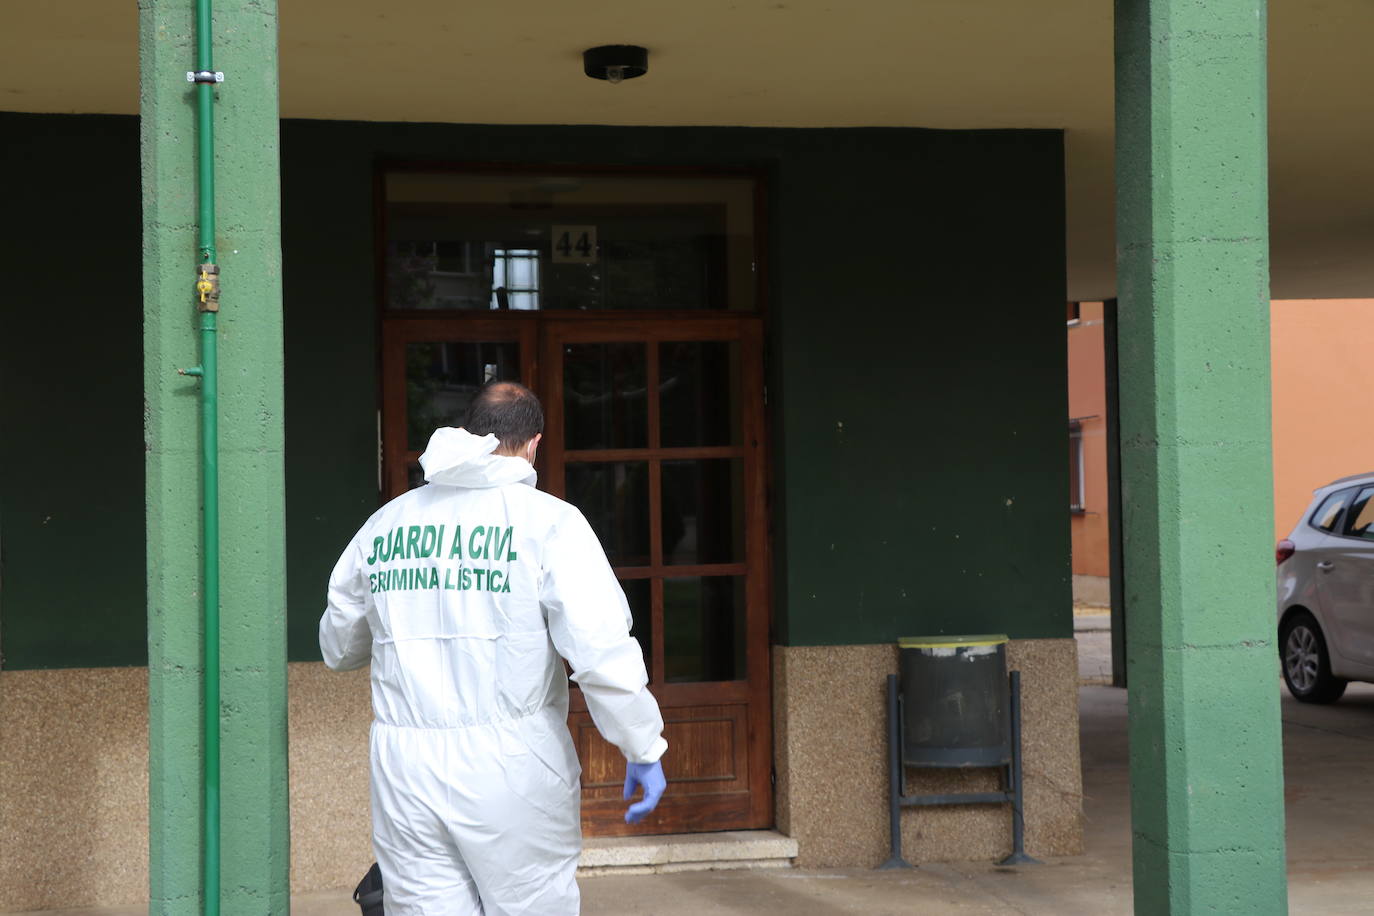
left=3, top=1, right=1371, bottom=300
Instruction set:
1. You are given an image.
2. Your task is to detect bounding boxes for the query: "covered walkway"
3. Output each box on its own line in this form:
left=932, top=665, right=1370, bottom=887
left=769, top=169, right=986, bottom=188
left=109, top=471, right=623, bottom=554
left=15, top=684, right=1374, bottom=915
left=3, top=1, right=1365, bottom=911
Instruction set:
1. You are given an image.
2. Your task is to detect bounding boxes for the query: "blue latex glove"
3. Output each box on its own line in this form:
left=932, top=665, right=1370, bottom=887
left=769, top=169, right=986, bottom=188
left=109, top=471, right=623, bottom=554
left=623, top=760, right=667, bottom=824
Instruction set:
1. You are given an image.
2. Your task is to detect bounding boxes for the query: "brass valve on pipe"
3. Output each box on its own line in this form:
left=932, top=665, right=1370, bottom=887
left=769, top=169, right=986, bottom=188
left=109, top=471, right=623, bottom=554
left=196, top=263, right=221, bottom=311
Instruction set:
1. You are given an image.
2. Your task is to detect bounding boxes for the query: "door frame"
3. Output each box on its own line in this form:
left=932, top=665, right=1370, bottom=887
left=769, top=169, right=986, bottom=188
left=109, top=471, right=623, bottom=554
left=374, top=161, right=774, bottom=835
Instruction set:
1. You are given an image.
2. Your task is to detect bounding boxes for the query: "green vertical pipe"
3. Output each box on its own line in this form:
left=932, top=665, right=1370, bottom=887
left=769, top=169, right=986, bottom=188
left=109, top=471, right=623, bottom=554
left=200, top=306, right=219, bottom=916
left=193, top=0, right=221, bottom=911
left=196, top=0, right=216, bottom=263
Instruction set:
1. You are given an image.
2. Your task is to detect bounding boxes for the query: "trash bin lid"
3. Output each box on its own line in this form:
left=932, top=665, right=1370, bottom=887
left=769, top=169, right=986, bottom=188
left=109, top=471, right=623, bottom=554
left=898, top=634, right=1008, bottom=649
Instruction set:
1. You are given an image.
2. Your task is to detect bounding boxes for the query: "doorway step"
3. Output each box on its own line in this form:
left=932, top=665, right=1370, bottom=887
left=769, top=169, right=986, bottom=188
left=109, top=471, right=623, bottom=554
left=578, top=830, right=798, bottom=876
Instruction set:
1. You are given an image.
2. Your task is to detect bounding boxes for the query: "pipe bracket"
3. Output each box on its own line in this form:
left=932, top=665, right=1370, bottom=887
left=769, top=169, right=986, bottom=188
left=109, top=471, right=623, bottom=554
left=187, top=70, right=225, bottom=84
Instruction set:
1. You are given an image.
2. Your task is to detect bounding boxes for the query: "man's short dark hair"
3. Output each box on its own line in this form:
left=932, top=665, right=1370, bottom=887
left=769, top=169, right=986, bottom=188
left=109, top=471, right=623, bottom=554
left=464, top=381, right=544, bottom=452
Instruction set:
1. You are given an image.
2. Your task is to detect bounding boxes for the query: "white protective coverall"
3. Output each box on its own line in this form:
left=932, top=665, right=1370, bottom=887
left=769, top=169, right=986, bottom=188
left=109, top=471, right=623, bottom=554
left=320, top=427, right=667, bottom=916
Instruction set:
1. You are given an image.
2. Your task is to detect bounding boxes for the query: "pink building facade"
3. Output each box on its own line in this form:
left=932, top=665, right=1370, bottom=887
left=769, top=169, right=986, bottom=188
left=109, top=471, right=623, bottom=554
left=1069, top=298, right=1374, bottom=605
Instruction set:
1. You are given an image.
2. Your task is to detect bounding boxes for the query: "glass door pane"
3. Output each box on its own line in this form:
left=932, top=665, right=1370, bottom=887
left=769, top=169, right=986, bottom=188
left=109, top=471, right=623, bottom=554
left=406, top=341, right=520, bottom=450
left=659, top=340, right=742, bottom=447
left=380, top=319, right=536, bottom=499
left=565, top=462, right=652, bottom=567
left=662, top=459, right=745, bottom=566
left=562, top=343, right=649, bottom=450
left=663, top=576, right=747, bottom=682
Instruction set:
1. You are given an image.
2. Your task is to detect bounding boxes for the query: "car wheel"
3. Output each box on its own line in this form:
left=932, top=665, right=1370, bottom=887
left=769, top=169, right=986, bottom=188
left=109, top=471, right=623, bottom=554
left=1280, top=611, right=1347, bottom=704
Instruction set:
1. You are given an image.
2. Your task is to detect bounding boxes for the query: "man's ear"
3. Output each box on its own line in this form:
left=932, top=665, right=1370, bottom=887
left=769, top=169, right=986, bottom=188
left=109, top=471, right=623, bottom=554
left=527, top=433, right=542, bottom=462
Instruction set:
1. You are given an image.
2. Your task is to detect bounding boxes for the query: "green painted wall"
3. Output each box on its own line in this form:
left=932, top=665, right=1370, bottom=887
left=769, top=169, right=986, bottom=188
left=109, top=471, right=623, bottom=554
left=0, top=113, right=147, bottom=669
left=0, top=114, right=1070, bottom=670
left=277, top=121, right=1071, bottom=651
left=767, top=134, right=1069, bottom=644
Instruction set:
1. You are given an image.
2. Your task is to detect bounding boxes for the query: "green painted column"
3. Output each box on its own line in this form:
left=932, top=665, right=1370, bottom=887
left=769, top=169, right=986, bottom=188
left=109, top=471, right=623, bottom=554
left=141, top=1, right=289, bottom=912
left=1115, top=1, right=1286, bottom=913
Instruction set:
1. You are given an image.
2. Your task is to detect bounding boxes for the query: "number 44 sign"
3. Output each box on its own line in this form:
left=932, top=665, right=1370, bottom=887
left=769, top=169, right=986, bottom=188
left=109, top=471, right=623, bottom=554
left=552, top=225, right=598, bottom=264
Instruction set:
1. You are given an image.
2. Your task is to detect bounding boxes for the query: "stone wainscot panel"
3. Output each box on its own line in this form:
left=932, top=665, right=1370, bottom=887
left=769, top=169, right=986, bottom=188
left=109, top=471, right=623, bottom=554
left=773, top=639, right=1083, bottom=867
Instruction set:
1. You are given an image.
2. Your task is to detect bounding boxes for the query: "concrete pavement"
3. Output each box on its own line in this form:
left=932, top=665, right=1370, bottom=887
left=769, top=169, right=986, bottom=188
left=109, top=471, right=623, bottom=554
left=1074, top=607, right=1113, bottom=685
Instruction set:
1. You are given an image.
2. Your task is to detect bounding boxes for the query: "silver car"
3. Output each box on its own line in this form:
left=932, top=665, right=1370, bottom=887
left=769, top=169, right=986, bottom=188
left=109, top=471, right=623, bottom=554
left=1277, top=472, right=1374, bottom=703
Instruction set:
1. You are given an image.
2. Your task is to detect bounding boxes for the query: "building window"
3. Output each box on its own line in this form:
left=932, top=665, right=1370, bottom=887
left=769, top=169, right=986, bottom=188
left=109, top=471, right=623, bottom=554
left=492, top=248, right=541, bottom=310
left=382, top=170, right=759, bottom=312
left=1069, top=420, right=1085, bottom=513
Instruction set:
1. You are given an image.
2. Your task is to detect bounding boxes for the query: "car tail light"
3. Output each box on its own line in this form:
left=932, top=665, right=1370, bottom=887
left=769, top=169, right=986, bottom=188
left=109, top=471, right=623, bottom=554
left=1276, top=539, right=1296, bottom=565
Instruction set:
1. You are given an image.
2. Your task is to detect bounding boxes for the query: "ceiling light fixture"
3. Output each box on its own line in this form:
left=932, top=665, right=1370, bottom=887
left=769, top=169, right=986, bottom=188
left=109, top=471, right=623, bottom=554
left=583, top=45, right=648, bottom=85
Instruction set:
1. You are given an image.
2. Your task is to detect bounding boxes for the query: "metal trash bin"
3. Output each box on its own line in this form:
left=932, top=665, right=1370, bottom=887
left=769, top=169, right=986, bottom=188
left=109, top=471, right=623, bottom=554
left=878, top=634, right=1038, bottom=870
left=898, top=635, right=1010, bottom=768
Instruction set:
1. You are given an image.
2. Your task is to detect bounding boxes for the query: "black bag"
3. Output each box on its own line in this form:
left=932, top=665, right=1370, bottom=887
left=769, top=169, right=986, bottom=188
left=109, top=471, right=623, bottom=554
left=354, top=862, right=384, bottom=916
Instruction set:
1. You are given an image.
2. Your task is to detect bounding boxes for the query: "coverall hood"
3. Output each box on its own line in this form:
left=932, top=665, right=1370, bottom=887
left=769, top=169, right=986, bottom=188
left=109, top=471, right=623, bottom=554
left=419, top=427, right=537, bottom=489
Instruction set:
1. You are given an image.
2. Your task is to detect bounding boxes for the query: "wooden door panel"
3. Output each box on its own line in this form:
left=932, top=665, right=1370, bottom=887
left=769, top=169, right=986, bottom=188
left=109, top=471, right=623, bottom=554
left=572, top=704, right=749, bottom=796
left=581, top=790, right=755, bottom=837
left=573, top=705, right=754, bottom=837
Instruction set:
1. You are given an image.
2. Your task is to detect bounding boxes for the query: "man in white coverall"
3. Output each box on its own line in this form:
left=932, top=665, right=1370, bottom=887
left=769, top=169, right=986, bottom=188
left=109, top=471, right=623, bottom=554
left=320, top=381, right=668, bottom=915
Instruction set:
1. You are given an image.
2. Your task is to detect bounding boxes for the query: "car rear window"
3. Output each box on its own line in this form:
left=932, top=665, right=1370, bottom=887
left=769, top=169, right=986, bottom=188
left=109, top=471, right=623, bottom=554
left=1311, top=488, right=1355, bottom=532
left=1342, top=487, right=1374, bottom=540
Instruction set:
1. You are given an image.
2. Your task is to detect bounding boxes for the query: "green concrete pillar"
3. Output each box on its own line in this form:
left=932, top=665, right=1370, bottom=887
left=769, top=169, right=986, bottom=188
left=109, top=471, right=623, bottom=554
left=1115, top=0, right=1286, bottom=912
left=141, top=1, right=288, bottom=911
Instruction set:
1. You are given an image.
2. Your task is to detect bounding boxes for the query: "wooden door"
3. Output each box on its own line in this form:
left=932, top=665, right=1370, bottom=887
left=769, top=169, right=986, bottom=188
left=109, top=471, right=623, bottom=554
left=381, top=314, right=772, bottom=837
left=542, top=317, right=772, bottom=836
